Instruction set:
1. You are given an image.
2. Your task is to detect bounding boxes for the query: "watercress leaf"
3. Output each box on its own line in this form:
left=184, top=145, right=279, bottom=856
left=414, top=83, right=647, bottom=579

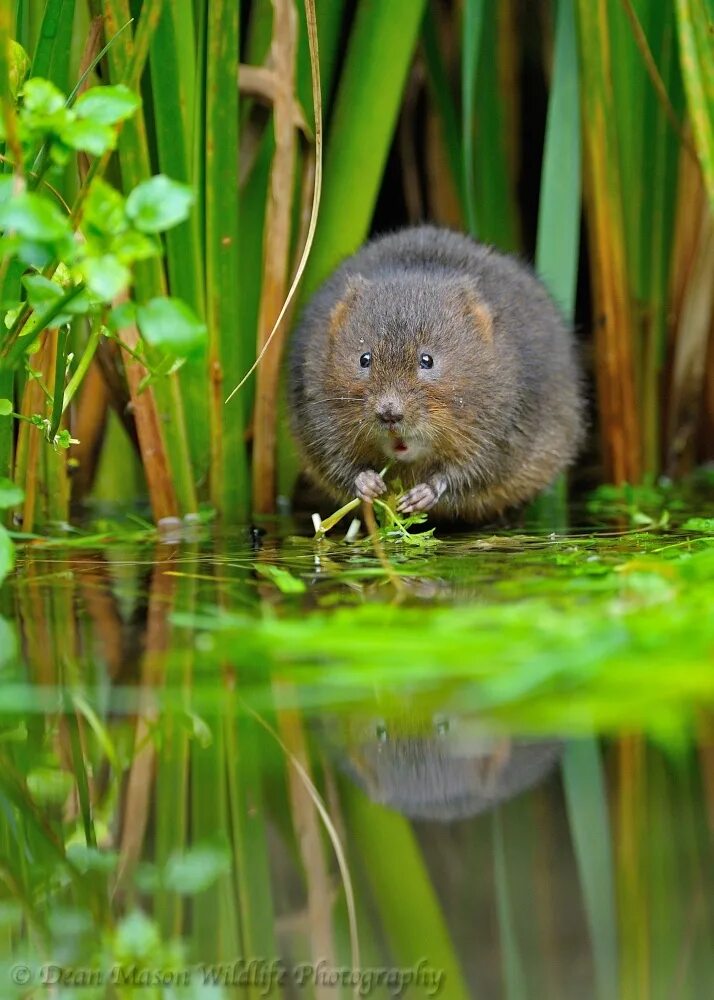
left=0, top=191, right=70, bottom=243
left=111, top=228, right=161, bottom=263
left=79, top=255, right=130, bottom=301
left=254, top=564, right=307, bottom=593
left=75, top=84, right=140, bottom=125
left=0, top=400, right=13, bottom=416
left=9, top=42, right=30, bottom=98
left=26, top=767, right=74, bottom=806
left=22, top=273, right=63, bottom=306
left=682, top=518, right=714, bottom=534
left=20, top=77, right=66, bottom=115
left=163, top=844, right=231, bottom=894
left=0, top=526, right=14, bottom=585
left=54, top=429, right=78, bottom=449
left=83, top=178, right=126, bottom=235
left=136, top=297, right=206, bottom=357
left=0, top=478, right=23, bottom=507
left=125, top=175, right=194, bottom=233
left=59, top=118, right=116, bottom=156
left=108, top=301, right=137, bottom=331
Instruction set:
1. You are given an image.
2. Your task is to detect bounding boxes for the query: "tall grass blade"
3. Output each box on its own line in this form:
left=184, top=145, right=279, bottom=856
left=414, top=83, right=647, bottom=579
left=575, top=0, right=642, bottom=482
left=536, top=0, right=581, bottom=318
left=461, top=0, right=486, bottom=237
left=493, top=810, right=528, bottom=1000
left=301, top=0, right=427, bottom=297
left=30, top=0, right=75, bottom=91
left=205, top=0, right=249, bottom=519
left=344, top=788, right=470, bottom=1000
left=149, top=0, right=208, bottom=481
left=675, top=0, right=714, bottom=209
left=562, top=740, right=619, bottom=1000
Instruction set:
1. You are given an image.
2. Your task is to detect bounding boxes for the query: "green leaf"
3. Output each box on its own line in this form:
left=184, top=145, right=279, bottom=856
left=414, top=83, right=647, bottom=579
left=75, top=83, right=141, bottom=126
left=59, top=118, right=116, bottom=156
left=80, top=255, right=130, bottom=300
left=254, top=564, right=307, bottom=594
left=0, top=192, right=70, bottom=243
left=9, top=42, right=30, bottom=98
left=0, top=527, right=14, bottom=585
left=66, top=845, right=119, bottom=874
left=0, top=478, right=23, bottom=508
left=26, top=767, right=74, bottom=806
left=136, top=297, right=207, bottom=357
left=114, top=911, right=161, bottom=962
left=20, top=77, right=66, bottom=115
left=108, top=301, right=137, bottom=331
left=0, top=400, right=13, bottom=417
left=111, top=228, right=161, bottom=264
left=163, top=844, right=231, bottom=894
left=0, top=616, right=17, bottom=666
left=83, top=178, right=126, bottom=236
left=125, top=175, right=194, bottom=233
left=682, top=517, right=714, bottom=534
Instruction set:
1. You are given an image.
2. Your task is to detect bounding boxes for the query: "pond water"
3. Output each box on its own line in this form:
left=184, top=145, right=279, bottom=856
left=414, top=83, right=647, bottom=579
left=0, top=481, right=713, bottom=999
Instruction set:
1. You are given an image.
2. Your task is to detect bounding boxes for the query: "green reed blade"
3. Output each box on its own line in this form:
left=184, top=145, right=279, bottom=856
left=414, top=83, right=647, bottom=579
left=101, top=0, right=198, bottom=517
left=675, top=0, right=714, bottom=209
left=225, top=714, right=277, bottom=973
left=461, top=0, right=485, bottom=237
left=536, top=0, right=581, bottom=318
left=301, top=0, right=428, bottom=297
left=562, top=740, right=619, bottom=1000
left=149, top=0, right=209, bottom=481
left=205, top=0, right=249, bottom=520
left=30, top=0, right=75, bottom=90
left=344, top=787, right=471, bottom=1000
left=493, top=810, right=528, bottom=1000
left=472, top=3, right=520, bottom=251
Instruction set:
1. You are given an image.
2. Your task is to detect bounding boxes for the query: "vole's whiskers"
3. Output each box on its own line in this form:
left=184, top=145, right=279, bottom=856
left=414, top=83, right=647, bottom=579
left=303, top=396, right=362, bottom=405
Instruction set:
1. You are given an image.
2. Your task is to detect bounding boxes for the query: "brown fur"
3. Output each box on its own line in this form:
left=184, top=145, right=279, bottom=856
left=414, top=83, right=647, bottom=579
left=288, top=226, right=585, bottom=522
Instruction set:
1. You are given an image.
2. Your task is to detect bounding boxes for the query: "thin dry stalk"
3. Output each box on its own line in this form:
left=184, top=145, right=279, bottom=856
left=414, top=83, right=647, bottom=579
left=252, top=0, right=299, bottom=514
left=225, top=0, right=323, bottom=406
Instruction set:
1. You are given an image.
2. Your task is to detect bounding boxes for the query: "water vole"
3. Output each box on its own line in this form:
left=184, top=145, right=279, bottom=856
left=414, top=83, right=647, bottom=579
left=289, top=226, right=584, bottom=521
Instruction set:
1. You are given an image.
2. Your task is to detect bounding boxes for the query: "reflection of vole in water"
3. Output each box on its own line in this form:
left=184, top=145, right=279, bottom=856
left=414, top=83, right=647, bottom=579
left=331, top=713, right=562, bottom=822
left=289, top=226, right=584, bottom=522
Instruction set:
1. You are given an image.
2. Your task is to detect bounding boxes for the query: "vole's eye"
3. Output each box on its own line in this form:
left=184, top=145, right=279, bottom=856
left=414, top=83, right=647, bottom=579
left=359, top=352, right=372, bottom=369
left=420, top=353, right=434, bottom=370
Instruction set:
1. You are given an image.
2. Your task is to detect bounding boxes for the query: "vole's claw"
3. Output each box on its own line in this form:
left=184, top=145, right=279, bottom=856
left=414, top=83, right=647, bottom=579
left=355, top=469, right=387, bottom=502
left=398, top=482, right=439, bottom=513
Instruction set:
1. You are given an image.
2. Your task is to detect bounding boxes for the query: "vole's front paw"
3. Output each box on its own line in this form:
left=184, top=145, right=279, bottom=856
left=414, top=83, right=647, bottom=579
left=397, top=475, right=447, bottom=514
left=355, top=469, right=387, bottom=503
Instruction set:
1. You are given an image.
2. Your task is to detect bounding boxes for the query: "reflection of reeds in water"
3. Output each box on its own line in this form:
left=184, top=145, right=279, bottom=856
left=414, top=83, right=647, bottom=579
left=1, top=557, right=713, bottom=996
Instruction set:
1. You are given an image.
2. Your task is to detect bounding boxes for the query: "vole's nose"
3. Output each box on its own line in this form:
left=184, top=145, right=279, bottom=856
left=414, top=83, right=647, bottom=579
left=376, top=398, right=404, bottom=426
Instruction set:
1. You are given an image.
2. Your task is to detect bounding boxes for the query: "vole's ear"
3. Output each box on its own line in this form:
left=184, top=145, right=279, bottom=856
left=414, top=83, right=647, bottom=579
left=329, top=275, right=370, bottom=337
left=452, top=281, right=494, bottom=343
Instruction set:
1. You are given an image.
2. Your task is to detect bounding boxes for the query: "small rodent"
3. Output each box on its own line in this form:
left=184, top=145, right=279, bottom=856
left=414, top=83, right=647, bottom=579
left=289, top=226, right=584, bottom=522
